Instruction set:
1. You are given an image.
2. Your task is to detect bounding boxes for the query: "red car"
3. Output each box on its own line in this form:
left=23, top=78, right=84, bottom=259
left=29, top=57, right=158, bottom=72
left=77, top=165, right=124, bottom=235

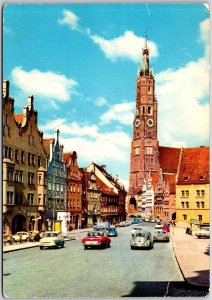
left=162, top=224, right=170, bottom=232
left=82, top=231, right=111, bottom=250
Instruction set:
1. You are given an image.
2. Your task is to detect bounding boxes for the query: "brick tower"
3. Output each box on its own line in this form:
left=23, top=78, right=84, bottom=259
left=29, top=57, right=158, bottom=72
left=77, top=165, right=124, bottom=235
left=128, top=37, right=160, bottom=214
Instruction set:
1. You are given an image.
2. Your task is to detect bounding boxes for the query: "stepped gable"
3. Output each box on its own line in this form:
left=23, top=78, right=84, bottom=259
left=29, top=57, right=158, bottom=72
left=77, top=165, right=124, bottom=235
left=63, top=152, right=75, bottom=165
left=14, top=113, right=24, bottom=124
left=177, top=146, right=210, bottom=185
left=159, top=146, right=181, bottom=173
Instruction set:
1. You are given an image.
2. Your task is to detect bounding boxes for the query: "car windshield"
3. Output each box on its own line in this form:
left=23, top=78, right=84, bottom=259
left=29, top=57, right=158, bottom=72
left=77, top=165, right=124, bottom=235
left=44, top=233, right=58, bottom=237
left=201, top=227, right=209, bottom=231
left=87, top=232, right=103, bottom=237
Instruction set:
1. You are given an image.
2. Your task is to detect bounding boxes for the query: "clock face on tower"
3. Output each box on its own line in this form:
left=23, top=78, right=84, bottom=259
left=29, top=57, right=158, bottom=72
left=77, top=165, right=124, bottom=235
left=135, top=119, right=140, bottom=128
left=147, top=118, right=154, bottom=127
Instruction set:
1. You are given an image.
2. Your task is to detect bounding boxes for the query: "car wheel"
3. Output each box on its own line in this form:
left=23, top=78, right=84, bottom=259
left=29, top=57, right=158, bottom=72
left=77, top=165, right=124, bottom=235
left=40, top=246, right=43, bottom=250
left=61, top=242, right=64, bottom=248
left=131, top=246, right=135, bottom=250
left=84, top=245, right=88, bottom=250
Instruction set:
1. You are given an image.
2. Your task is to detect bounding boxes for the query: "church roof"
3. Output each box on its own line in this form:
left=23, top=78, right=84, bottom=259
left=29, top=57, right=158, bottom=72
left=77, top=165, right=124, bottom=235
left=159, top=146, right=181, bottom=173
left=177, top=147, right=210, bottom=185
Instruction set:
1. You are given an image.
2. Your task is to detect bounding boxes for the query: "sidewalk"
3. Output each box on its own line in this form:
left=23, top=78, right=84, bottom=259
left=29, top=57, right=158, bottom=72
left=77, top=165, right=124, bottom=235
left=170, top=226, right=210, bottom=288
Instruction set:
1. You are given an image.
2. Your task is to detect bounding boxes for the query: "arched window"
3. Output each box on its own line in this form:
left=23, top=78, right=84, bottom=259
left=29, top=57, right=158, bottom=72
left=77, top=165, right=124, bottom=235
left=148, top=106, right=151, bottom=114
left=143, top=106, right=145, bottom=114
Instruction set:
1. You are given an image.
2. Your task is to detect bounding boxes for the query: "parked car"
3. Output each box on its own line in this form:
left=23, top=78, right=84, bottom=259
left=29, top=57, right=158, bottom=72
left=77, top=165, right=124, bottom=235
left=153, top=229, right=170, bottom=242
left=155, top=223, right=163, bottom=229
left=131, top=219, right=141, bottom=224
left=12, top=231, right=29, bottom=242
left=117, top=221, right=129, bottom=227
left=196, top=227, right=210, bottom=239
left=131, top=226, right=143, bottom=235
left=130, top=230, right=154, bottom=250
left=162, top=224, right=170, bottom=232
left=39, top=231, right=65, bottom=249
left=93, top=222, right=110, bottom=231
left=82, top=231, right=111, bottom=249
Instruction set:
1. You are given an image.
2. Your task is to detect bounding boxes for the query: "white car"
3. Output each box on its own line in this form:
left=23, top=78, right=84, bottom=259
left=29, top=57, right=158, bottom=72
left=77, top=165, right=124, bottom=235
left=196, top=227, right=210, bottom=239
left=39, top=231, right=65, bottom=249
left=131, top=226, right=143, bottom=235
left=12, top=231, right=29, bottom=242
left=155, top=223, right=163, bottom=229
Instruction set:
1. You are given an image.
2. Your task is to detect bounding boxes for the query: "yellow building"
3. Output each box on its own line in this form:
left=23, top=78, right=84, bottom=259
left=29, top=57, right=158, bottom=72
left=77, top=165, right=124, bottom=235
left=3, top=80, right=47, bottom=235
left=176, top=147, right=210, bottom=227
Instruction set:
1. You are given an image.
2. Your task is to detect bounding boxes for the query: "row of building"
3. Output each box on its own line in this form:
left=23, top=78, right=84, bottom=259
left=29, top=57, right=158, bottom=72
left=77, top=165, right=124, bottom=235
left=3, top=80, right=126, bottom=236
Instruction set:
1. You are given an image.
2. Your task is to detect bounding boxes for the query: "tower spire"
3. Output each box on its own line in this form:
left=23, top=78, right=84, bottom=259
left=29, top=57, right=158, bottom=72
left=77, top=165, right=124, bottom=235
left=142, top=35, right=150, bottom=73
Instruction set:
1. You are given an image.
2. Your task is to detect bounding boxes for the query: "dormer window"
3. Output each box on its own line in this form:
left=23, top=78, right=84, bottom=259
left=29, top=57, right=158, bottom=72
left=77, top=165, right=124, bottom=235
left=199, top=176, right=204, bottom=180
left=184, top=176, right=189, bottom=181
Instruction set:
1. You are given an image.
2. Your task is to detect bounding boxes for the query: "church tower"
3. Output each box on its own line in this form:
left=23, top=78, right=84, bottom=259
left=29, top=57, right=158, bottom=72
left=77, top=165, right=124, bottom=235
left=128, top=37, right=159, bottom=212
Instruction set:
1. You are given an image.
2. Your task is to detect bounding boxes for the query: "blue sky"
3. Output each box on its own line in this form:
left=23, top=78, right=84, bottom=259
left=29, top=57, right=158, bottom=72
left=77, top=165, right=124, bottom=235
left=3, top=4, right=210, bottom=189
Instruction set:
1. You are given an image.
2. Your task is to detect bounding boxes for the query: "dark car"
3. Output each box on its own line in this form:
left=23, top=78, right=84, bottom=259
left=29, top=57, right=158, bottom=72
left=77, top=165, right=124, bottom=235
left=107, top=228, right=118, bottom=237
left=82, top=231, right=111, bottom=249
left=131, top=219, right=141, bottom=224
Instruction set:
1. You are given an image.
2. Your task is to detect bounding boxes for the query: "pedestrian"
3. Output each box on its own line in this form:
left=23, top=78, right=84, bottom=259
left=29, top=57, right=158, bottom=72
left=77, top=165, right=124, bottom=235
left=7, top=234, right=14, bottom=245
left=34, top=232, right=40, bottom=242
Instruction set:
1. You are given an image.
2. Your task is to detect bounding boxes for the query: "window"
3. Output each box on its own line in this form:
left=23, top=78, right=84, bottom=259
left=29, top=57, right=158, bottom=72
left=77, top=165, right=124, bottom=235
left=201, top=190, right=205, bottom=197
left=148, top=106, right=151, bottom=114
left=4, top=146, right=12, bottom=159
left=198, top=215, right=202, bottom=221
left=38, top=194, right=42, bottom=205
left=15, top=149, right=19, bottom=161
left=28, top=172, right=34, bottom=185
left=28, top=193, right=34, bottom=205
left=21, top=151, right=24, bottom=163
left=7, top=169, right=13, bottom=181
left=196, top=202, right=200, bottom=208
left=201, top=202, right=205, bottom=208
left=185, top=190, right=189, bottom=197
left=143, top=106, right=145, bottom=114
left=28, top=153, right=31, bottom=165
left=38, top=174, right=42, bottom=185
left=135, top=147, right=139, bottom=155
left=181, top=202, right=184, bottom=208
left=183, top=214, right=187, bottom=221
left=32, top=154, right=35, bottom=166
left=7, top=191, right=13, bottom=205
left=38, top=156, right=41, bottom=167
left=181, top=191, right=185, bottom=197
left=19, top=171, right=23, bottom=183
left=186, top=202, right=189, bottom=208
left=196, top=190, right=200, bottom=197
left=15, top=170, right=19, bottom=181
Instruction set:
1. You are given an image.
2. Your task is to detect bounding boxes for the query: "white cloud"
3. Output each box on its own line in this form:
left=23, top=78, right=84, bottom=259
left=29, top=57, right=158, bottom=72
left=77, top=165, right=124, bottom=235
left=11, top=66, right=78, bottom=102
left=40, top=119, right=99, bottom=138
left=95, top=97, right=108, bottom=107
left=100, top=102, right=134, bottom=125
left=199, top=18, right=209, bottom=56
left=90, top=31, right=158, bottom=62
left=58, top=9, right=80, bottom=31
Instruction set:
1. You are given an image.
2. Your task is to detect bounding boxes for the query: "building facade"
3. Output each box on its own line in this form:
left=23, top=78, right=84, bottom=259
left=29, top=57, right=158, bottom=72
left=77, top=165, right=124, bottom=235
left=64, top=151, right=83, bottom=230
left=43, top=130, right=67, bottom=231
left=3, top=80, right=47, bottom=235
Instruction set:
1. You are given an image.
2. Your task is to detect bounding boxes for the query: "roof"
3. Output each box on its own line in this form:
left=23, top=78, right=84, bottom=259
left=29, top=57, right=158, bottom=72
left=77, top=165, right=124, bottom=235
left=177, top=147, right=210, bottom=185
left=63, top=151, right=77, bottom=166
left=42, top=138, right=54, bottom=156
left=14, top=114, right=24, bottom=124
left=96, top=176, right=117, bottom=196
left=159, top=146, right=181, bottom=173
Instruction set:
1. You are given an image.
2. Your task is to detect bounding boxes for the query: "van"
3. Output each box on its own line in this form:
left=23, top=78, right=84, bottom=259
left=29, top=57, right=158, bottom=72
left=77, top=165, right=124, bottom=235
left=93, top=222, right=110, bottom=231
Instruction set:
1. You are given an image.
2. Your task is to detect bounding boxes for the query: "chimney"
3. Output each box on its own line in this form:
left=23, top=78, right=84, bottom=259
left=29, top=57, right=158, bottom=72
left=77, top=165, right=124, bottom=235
left=3, top=80, right=9, bottom=98
left=101, top=165, right=106, bottom=170
left=22, top=106, right=28, bottom=127
left=28, top=95, right=34, bottom=111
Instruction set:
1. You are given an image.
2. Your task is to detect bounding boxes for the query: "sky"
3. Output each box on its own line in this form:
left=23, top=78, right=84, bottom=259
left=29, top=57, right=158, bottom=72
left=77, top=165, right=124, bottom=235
left=3, top=3, right=210, bottom=190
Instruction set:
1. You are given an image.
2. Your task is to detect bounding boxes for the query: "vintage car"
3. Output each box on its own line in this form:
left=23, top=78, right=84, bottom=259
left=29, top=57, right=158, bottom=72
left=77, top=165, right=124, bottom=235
left=131, top=226, right=143, bottom=235
left=82, top=231, right=111, bottom=249
left=106, top=228, right=118, bottom=237
left=130, top=230, right=154, bottom=250
left=39, top=231, right=65, bottom=249
left=155, top=223, right=163, bottom=229
left=153, top=229, right=170, bottom=242
left=162, top=224, right=170, bottom=232
left=12, top=231, right=29, bottom=242
left=196, top=227, right=210, bottom=239
left=117, top=221, right=130, bottom=227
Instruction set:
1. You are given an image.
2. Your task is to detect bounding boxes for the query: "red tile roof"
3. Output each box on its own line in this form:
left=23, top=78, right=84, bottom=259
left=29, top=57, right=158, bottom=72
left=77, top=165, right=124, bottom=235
left=159, top=146, right=181, bottom=173
left=14, top=114, right=24, bottom=123
left=177, top=147, right=210, bottom=185
left=96, top=176, right=117, bottom=196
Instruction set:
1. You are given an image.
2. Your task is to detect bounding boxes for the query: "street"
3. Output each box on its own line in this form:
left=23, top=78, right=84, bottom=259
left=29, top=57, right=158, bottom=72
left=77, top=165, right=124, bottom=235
left=3, top=223, right=208, bottom=298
